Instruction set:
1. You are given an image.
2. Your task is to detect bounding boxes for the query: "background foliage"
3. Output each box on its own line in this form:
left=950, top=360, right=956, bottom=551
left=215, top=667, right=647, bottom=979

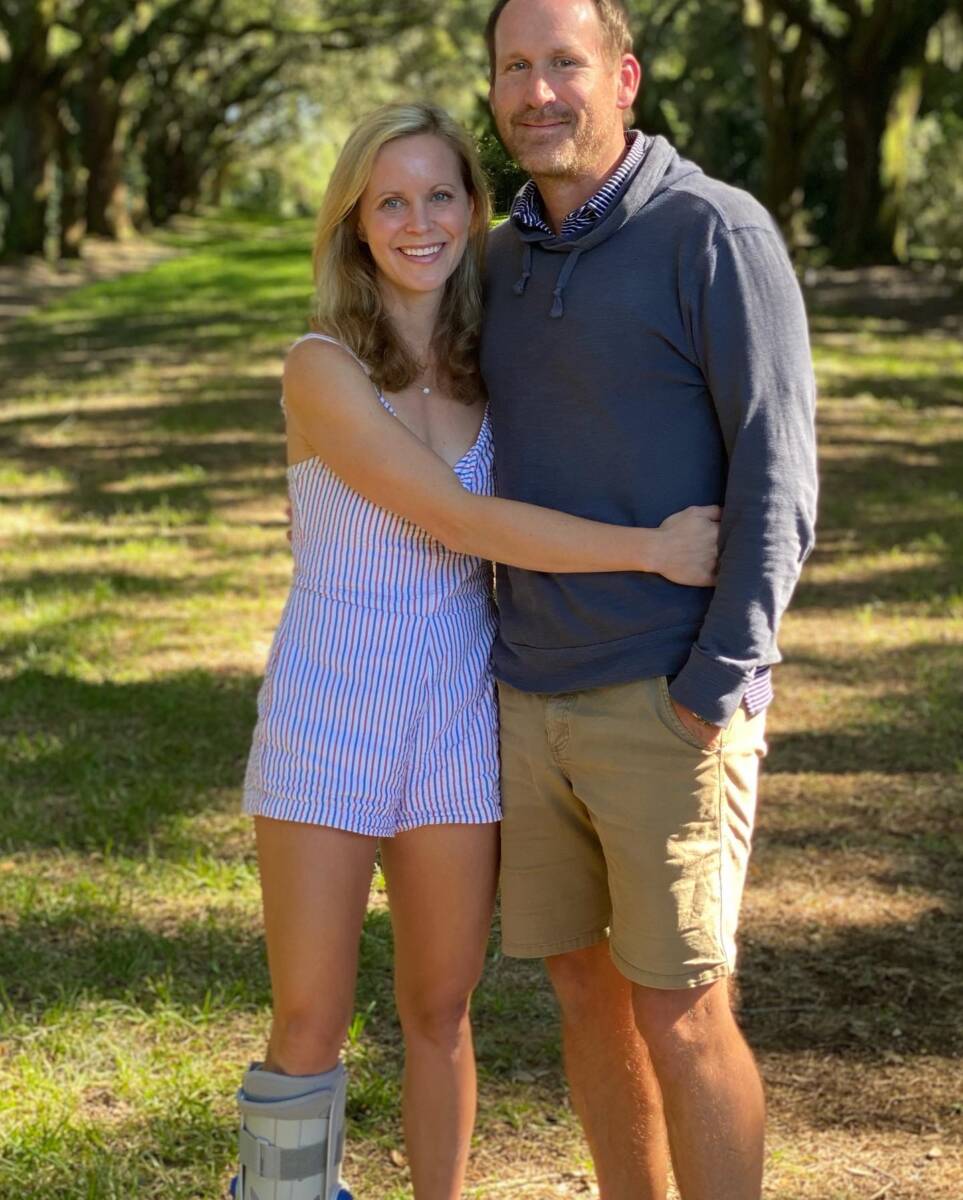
left=1, top=0, right=961, bottom=265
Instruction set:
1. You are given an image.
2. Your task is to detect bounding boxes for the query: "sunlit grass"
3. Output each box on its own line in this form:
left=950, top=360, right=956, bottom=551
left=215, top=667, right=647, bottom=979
left=1, top=219, right=960, bottom=1198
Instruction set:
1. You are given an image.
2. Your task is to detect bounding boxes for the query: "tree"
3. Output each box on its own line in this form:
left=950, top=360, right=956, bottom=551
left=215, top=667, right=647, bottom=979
left=0, top=1, right=60, bottom=256
left=743, top=0, right=835, bottom=253
left=768, top=0, right=955, bottom=264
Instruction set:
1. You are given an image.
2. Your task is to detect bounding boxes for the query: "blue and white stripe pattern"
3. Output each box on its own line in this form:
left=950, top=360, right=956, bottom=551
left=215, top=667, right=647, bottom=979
left=511, top=132, right=774, bottom=717
left=511, top=131, right=650, bottom=240
left=243, top=334, right=500, bottom=835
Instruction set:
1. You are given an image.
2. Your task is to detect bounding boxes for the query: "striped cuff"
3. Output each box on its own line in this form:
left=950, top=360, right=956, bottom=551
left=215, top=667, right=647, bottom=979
left=743, top=667, right=773, bottom=716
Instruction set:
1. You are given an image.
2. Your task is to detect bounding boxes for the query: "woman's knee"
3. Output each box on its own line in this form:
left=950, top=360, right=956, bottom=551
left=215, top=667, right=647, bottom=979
left=267, top=1004, right=350, bottom=1074
left=396, top=983, right=475, bottom=1049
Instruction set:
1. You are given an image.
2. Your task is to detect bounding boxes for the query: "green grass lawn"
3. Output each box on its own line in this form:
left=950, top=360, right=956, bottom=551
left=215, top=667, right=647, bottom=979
left=1, top=217, right=961, bottom=1199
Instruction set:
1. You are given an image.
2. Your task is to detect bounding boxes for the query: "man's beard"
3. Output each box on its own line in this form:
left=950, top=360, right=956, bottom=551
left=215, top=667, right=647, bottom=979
left=498, top=105, right=609, bottom=180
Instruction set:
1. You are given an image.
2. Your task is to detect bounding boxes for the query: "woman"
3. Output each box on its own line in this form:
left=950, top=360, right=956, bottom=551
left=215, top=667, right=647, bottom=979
left=233, top=102, right=719, bottom=1200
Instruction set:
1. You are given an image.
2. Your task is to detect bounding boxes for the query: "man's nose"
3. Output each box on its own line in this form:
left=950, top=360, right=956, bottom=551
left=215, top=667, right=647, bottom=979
left=524, top=71, right=557, bottom=109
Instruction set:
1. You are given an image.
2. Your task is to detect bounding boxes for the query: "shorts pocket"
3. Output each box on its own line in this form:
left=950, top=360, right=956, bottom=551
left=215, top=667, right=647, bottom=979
left=654, top=676, right=713, bottom=751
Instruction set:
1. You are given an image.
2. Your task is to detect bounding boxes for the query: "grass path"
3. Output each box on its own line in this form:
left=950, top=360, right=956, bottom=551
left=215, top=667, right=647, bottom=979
left=1, top=217, right=960, bottom=1199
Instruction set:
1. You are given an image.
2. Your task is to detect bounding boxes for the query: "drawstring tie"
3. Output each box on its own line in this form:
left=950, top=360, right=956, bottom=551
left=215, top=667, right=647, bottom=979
left=513, top=244, right=533, bottom=296
left=550, top=249, right=582, bottom=319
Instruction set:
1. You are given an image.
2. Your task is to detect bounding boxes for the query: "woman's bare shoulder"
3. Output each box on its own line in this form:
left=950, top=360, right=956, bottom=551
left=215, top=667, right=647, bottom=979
left=283, top=337, right=372, bottom=413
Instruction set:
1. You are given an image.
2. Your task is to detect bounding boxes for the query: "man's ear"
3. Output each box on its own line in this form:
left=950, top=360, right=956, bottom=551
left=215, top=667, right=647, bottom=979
left=617, top=53, right=643, bottom=114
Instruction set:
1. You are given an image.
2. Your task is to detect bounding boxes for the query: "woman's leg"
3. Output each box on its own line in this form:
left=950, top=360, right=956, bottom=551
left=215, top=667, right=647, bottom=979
left=380, top=821, right=499, bottom=1200
left=255, top=815, right=379, bottom=1074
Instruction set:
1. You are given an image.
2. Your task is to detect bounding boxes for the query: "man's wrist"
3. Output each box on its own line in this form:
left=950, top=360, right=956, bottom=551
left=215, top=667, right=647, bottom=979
left=669, top=648, right=747, bottom=727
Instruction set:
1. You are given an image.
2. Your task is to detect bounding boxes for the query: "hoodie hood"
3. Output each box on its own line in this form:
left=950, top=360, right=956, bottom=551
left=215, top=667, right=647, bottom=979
left=511, top=133, right=703, bottom=316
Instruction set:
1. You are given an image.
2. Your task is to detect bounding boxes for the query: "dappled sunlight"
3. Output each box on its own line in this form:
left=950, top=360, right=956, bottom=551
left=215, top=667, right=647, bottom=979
left=2, top=222, right=960, bottom=1199
left=746, top=860, right=948, bottom=930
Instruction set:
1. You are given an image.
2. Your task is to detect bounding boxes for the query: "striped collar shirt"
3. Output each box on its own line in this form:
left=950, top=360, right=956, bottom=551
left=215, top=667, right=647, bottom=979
left=510, top=130, right=649, bottom=240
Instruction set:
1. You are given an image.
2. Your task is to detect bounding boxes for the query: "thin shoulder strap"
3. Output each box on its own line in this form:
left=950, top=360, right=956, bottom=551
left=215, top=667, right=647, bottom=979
left=290, top=332, right=371, bottom=376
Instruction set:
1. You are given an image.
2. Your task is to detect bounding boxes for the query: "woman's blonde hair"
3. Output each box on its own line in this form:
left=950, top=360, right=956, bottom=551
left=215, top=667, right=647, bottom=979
left=311, top=102, right=492, bottom=405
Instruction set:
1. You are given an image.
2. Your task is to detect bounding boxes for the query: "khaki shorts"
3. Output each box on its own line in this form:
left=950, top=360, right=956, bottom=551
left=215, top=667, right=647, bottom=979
left=497, top=676, right=767, bottom=989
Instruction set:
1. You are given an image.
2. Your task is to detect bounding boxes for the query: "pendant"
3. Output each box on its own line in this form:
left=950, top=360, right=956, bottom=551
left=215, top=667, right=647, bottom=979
left=422, top=386, right=431, bottom=395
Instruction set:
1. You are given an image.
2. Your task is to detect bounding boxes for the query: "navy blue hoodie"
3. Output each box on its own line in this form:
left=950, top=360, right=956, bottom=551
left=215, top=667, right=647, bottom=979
left=480, top=134, right=818, bottom=724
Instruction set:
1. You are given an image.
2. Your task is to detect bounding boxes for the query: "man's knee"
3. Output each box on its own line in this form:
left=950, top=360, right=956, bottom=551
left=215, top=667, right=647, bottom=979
left=631, top=977, right=737, bottom=1062
left=546, top=940, right=623, bottom=1020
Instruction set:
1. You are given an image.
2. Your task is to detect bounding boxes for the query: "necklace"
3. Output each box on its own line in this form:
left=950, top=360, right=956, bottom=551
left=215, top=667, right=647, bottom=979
left=417, top=367, right=434, bottom=396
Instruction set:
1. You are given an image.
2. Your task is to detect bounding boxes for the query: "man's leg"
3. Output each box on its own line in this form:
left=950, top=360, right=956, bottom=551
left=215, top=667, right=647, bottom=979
left=632, top=980, right=764, bottom=1200
left=496, top=681, right=668, bottom=1200
left=562, top=677, right=768, bottom=1200
left=546, top=941, right=669, bottom=1200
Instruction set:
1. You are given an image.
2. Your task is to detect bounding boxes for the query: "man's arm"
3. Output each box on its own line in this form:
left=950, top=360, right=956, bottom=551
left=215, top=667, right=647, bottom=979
left=669, top=223, right=818, bottom=728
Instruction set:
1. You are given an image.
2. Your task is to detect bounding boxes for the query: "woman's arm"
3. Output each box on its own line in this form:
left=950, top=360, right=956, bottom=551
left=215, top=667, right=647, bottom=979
left=283, top=341, right=718, bottom=584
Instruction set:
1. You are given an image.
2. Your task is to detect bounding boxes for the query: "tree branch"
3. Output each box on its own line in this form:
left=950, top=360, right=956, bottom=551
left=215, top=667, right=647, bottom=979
left=768, top=0, right=839, bottom=51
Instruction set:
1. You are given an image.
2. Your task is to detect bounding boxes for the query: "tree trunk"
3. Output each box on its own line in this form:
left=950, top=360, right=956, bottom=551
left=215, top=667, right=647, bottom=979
left=833, top=72, right=897, bottom=265
left=80, top=76, right=131, bottom=239
left=56, top=108, right=87, bottom=259
left=2, top=100, right=55, bottom=257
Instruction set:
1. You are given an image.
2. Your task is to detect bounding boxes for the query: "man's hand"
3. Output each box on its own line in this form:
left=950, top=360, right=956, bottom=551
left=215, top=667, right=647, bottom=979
left=670, top=698, right=724, bottom=749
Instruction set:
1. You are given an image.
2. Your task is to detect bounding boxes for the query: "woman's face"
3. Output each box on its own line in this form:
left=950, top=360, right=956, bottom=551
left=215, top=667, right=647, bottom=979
left=357, top=133, right=475, bottom=304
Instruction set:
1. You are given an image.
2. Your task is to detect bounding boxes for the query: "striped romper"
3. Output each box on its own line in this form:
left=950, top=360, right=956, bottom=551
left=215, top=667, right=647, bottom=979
left=243, top=334, right=501, bottom=836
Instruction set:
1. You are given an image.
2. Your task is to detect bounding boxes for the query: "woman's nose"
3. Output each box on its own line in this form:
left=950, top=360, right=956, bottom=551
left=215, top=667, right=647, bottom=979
left=405, top=201, right=432, bottom=233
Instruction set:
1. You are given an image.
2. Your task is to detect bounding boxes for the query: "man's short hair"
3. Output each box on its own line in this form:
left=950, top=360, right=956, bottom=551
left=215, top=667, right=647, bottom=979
left=485, top=0, right=634, bottom=82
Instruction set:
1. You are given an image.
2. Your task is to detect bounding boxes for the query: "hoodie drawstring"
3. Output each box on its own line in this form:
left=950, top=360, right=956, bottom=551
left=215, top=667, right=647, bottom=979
left=513, top=244, right=533, bottom=296
left=550, top=249, right=582, bottom=319
left=513, top=244, right=584, bottom=318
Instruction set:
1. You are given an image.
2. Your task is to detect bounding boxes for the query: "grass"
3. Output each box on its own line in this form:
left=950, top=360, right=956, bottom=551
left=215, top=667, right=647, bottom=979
left=1, top=215, right=961, bottom=1198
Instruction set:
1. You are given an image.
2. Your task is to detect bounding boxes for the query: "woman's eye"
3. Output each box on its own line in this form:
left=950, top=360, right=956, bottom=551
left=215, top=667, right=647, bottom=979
left=381, top=197, right=403, bottom=209
left=432, top=191, right=454, bottom=203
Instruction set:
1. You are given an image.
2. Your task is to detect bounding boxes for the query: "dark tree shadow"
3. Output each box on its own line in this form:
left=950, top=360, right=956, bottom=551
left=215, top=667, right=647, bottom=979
left=0, top=669, right=260, bottom=854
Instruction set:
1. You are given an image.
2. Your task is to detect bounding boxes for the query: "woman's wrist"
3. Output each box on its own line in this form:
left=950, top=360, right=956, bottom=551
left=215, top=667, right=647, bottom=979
left=635, top=528, right=665, bottom=576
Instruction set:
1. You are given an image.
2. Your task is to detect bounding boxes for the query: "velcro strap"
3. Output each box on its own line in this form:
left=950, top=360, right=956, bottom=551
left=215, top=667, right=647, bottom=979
left=239, top=1126, right=327, bottom=1181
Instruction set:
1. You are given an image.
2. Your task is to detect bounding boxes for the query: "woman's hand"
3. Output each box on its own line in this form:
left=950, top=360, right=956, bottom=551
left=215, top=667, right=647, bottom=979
left=649, top=505, right=721, bottom=586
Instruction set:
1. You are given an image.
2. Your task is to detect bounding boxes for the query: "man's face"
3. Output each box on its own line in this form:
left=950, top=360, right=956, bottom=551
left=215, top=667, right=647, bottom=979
left=489, top=0, right=637, bottom=180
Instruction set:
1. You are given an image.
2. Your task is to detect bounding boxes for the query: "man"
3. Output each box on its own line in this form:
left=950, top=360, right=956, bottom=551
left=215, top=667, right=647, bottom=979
left=480, top=2, right=818, bottom=1198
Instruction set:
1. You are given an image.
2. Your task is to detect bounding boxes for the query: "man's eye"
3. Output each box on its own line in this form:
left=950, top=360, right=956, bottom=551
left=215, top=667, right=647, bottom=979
left=555, top=57, right=577, bottom=67
left=505, top=61, right=528, bottom=72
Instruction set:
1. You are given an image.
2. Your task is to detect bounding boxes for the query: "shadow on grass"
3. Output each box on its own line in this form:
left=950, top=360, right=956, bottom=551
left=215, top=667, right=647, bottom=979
left=768, top=639, right=963, bottom=774
left=0, top=373, right=287, bottom=524
left=1, top=903, right=394, bottom=1013
left=3, top=567, right=236, bottom=602
left=738, top=907, right=961, bottom=1061
left=796, top=434, right=963, bottom=610
left=0, top=669, right=259, bottom=854
left=804, top=269, right=963, bottom=338
left=819, top=371, right=962, bottom=409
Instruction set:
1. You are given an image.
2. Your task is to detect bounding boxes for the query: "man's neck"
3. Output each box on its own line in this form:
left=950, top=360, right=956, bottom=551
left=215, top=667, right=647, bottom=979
left=533, top=132, right=631, bottom=235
